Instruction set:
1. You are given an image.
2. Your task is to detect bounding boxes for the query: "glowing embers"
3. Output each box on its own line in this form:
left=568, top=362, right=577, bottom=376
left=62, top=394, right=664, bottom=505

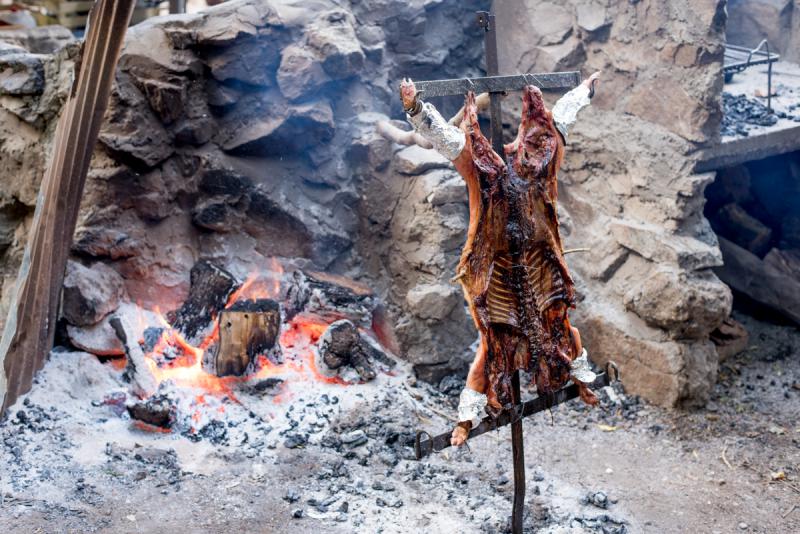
left=115, top=261, right=397, bottom=437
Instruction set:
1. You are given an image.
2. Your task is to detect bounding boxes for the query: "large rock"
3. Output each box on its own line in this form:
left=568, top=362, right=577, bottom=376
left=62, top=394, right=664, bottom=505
left=726, top=0, right=796, bottom=60
left=0, top=26, right=74, bottom=54
left=305, top=10, right=365, bottom=80
left=62, top=261, right=127, bottom=327
left=217, top=94, right=334, bottom=154
left=0, top=53, right=45, bottom=96
left=277, top=44, right=330, bottom=101
left=395, top=145, right=450, bottom=175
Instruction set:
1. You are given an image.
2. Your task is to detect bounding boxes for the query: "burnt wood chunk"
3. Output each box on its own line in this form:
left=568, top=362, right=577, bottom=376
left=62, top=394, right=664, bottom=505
left=127, top=395, right=175, bottom=429
left=285, top=269, right=376, bottom=325
left=317, top=319, right=394, bottom=382
left=169, top=260, right=240, bottom=345
left=711, top=203, right=772, bottom=256
left=212, top=298, right=281, bottom=376
left=764, top=248, right=800, bottom=279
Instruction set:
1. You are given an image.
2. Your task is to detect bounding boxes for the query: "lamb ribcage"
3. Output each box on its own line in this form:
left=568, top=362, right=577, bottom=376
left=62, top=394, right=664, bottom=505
left=486, top=248, right=567, bottom=327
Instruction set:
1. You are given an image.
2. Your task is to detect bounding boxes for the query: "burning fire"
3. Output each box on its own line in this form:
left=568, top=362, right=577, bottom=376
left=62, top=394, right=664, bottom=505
left=132, top=261, right=348, bottom=404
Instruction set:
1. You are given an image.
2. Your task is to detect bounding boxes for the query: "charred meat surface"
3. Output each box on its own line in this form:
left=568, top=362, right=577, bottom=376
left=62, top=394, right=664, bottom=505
left=451, top=86, right=598, bottom=415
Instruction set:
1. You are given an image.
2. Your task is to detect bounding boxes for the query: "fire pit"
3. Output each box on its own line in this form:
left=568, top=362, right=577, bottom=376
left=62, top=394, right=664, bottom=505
left=62, top=258, right=398, bottom=438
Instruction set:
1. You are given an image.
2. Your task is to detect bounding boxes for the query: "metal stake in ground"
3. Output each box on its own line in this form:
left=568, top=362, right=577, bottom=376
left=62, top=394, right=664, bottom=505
left=475, top=11, right=526, bottom=533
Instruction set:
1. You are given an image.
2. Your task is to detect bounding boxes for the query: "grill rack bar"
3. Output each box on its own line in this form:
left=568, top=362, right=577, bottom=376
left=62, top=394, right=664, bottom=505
left=414, top=362, right=620, bottom=460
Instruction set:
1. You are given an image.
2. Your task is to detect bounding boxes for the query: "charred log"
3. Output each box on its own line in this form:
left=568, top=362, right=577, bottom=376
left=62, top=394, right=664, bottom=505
left=285, top=270, right=376, bottom=326
left=169, top=260, right=240, bottom=345
left=210, top=298, right=281, bottom=377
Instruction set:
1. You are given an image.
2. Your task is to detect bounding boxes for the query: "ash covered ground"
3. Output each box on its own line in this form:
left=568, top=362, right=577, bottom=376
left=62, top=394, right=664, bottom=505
left=0, top=312, right=798, bottom=533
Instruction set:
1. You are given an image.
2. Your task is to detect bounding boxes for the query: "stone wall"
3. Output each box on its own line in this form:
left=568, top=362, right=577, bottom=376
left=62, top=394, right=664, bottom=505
left=495, top=0, right=732, bottom=406
left=727, top=0, right=800, bottom=63
left=0, top=0, right=488, bottom=385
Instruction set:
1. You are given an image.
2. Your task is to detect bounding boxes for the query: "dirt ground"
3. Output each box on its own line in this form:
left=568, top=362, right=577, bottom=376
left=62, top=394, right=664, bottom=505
left=1, top=309, right=798, bottom=534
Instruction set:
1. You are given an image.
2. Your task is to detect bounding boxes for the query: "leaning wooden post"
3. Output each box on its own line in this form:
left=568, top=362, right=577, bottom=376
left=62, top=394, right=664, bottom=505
left=0, top=0, right=137, bottom=416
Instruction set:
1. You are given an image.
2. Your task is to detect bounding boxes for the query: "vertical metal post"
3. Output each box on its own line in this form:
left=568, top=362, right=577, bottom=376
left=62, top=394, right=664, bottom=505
left=765, top=40, right=772, bottom=112
left=477, top=11, right=505, bottom=157
left=477, top=10, right=525, bottom=534
left=169, top=0, right=186, bottom=14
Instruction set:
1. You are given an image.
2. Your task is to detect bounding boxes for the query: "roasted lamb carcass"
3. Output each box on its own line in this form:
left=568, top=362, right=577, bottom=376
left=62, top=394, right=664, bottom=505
left=400, top=76, right=600, bottom=446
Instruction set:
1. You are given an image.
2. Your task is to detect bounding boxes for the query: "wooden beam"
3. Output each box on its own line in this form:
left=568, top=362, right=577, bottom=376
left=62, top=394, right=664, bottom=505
left=0, top=0, right=137, bottom=416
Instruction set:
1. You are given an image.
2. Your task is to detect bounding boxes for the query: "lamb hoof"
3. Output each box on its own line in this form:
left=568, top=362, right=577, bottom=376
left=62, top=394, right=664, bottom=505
left=451, top=425, right=469, bottom=447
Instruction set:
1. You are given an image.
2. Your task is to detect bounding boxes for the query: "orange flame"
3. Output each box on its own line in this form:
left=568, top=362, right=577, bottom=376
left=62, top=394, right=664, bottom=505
left=137, top=260, right=350, bottom=404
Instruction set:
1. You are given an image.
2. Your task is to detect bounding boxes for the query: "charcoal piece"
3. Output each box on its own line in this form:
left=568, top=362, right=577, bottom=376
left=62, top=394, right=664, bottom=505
left=142, top=327, right=165, bottom=353
left=248, top=377, right=285, bottom=395
left=319, top=319, right=359, bottom=369
left=317, top=319, right=394, bottom=382
left=339, top=429, right=367, bottom=448
left=211, top=298, right=281, bottom=376
left=721, top=92, right=779, bottom=137
left=127, top=395, right=175, bottom=429
left=72, top=228, right=141, bottom=259
left=285, top=269, right=376, bottom=325
left=283, top=433, right=307, bottom=449
left=169, top=260, right=240, bottom=345
left=192, top=199, right=234, bottom=232
left=349, top=350, right=376, bottom=381
left=198, top=420, right=228, bottom=444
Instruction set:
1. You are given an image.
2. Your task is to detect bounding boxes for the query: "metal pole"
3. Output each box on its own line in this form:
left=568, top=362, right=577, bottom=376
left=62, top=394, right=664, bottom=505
left=169, top=0, right=185, bottom=14
left=477, top=11, right=505, bottom=156
left=476, top=10, right=525, bottom=534
left=765, top=40, right=772, bottom=112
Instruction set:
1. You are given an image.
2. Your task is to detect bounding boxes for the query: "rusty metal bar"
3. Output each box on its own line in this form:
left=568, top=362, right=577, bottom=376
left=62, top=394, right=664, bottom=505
left=414, top=363, right=619, bottom=460
left=413, top=71, right=581, bottom=98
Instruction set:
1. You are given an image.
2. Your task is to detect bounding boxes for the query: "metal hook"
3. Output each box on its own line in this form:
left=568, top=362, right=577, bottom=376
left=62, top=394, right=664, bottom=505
left=605, top=361, right=620, bottom=383
left=414, top=430, right=431, bottom=460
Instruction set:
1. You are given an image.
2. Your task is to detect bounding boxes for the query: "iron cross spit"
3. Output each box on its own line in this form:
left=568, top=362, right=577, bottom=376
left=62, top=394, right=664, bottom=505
left=400, top=72, right=602, bottom=447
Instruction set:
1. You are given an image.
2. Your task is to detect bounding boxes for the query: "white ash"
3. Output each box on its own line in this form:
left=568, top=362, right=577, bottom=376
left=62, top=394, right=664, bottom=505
left=0, top=345, right=640, bottom=533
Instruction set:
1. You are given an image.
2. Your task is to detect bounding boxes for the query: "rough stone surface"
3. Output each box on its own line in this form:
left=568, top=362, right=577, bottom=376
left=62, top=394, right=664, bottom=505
left=727, top=0, right=800, bottom=63
left=495, top=0, right=731, bottom=406
left=0, top=26, right=74, bottom=54
left=62, top=261, right=127, bottom=327
left=394, top=145, right=450, bottom=175
left=0, top=53, right=45, bottom=95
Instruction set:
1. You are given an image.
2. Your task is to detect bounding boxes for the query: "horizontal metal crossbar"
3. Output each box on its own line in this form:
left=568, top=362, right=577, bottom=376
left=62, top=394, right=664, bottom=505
left=414, top=362, right=619, bottom=460
left=414, top=72, right=582, bottom=98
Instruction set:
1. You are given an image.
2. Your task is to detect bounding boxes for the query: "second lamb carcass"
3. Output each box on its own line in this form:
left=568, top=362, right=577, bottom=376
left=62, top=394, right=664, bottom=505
left=400, top=76, right=600, bottom=446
